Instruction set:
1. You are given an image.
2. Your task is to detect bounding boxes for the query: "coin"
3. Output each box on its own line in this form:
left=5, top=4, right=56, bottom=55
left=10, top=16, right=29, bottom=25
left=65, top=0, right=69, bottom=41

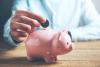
left=41, top=20, right=49, bottom=28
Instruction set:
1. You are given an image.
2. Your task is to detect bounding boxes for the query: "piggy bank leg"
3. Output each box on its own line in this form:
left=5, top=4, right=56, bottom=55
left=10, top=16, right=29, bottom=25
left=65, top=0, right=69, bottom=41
left=27, top=56, right=33, bottom=61
left=44, top=55, right=57, bottom=63
left=27, top=56, right=45, bottom=62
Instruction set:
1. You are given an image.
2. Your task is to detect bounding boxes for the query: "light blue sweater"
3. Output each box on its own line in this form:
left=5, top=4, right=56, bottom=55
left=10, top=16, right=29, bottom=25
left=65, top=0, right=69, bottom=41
left=4, top=0, right=100, bottom=46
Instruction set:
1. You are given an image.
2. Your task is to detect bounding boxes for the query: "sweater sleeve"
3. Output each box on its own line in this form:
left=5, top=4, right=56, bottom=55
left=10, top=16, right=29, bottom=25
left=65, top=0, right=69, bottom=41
left=69, top=0, right=100, bottom=42
left=3, top=0, right=29, bottom=46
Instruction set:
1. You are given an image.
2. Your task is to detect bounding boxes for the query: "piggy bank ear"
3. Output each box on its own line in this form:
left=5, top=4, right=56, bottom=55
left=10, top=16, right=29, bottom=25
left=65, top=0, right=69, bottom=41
left=51, top=32, right=64, bottom=55
left=58, top=31, right=73, bottom=52
left=51, top=31, right=73, bottom=55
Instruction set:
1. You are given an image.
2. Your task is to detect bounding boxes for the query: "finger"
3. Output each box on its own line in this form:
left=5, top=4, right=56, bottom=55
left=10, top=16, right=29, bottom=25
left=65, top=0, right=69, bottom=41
left=12, top=16, right=41, bottom=27
left=11, top=21, right=31, bottom=33
left=10, top=30, right=28, bottom=42
left=11, top=29, right=28, bottom=37
left=15, top=10, right=46, bottom=24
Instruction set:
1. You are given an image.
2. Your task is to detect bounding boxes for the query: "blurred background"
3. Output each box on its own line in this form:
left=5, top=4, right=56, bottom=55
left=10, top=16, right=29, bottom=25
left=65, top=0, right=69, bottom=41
left=92, top=0, right=100, bottom=13
left=0, top=0, right=100, bottom=40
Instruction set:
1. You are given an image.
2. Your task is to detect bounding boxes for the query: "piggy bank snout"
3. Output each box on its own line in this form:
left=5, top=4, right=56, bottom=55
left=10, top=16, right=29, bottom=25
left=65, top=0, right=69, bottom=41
left=52, top=40, right=73, bottom=55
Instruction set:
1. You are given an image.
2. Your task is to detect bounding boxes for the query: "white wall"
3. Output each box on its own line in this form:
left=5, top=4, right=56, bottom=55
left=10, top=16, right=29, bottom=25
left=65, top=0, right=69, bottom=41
left=92, top=0, right=100, bottom=13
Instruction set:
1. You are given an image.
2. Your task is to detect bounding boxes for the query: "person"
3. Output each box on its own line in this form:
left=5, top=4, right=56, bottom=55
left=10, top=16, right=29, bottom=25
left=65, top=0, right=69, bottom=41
left=0, top=0, right=14, bottom=50
left=3, top=0, right=100, bottom=48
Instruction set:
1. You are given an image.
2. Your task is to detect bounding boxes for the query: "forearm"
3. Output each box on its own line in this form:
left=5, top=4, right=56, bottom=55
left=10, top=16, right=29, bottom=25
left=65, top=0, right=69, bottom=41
left=69, top=0, right=100, bottom=42
left=3, top=18, right=18, bottom=47
left=3, top=0, right=29, bottom=47
left=69, top=24, right=100, bottom=42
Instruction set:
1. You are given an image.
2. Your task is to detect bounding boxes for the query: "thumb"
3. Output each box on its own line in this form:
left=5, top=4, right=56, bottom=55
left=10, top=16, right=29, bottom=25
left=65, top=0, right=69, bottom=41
left=15, top=10, right=46, bottom=24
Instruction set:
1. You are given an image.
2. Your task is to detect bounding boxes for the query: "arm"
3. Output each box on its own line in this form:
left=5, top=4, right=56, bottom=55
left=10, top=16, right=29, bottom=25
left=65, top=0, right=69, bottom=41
left=69, top=0, right=100, bottom=42
left=3, top=0, right=29, bottom=46
left=3, top=0, right=46, bottom=46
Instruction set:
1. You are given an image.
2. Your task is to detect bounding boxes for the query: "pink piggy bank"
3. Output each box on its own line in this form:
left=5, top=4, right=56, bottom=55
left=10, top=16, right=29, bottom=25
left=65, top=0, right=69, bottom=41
left=25, top=28, right=72, bottom=63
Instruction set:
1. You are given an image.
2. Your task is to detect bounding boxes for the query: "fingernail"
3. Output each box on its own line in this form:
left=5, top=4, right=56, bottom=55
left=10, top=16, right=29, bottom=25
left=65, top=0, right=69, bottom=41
left=36, top=23, right=41, bottom=27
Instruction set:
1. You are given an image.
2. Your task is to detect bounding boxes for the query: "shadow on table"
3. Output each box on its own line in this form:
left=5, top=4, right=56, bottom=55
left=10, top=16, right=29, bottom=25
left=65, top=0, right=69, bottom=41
left=0, top=57, right=57, bottom=65
left=0, top=40, right=17, bottom=51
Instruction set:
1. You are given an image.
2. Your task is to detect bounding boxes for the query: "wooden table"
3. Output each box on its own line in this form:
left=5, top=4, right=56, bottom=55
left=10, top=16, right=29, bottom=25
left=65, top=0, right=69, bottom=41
left=0, top=41, right=100, bottom=67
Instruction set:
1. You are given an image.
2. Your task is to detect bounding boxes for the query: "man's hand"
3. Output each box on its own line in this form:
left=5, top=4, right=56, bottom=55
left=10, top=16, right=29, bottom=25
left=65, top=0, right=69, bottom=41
left=10, top=10, right=46, bottom=42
